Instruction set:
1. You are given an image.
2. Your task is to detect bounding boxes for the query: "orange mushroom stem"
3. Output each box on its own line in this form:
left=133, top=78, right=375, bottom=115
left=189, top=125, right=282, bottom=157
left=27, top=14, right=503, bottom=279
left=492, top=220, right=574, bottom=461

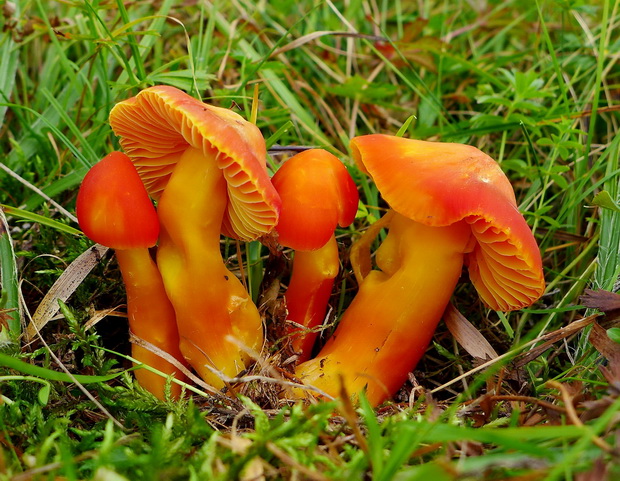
left=155, top=146, right=265, bottom=387
left=295, top=134, right=546, bottom=406
left=271, top=149, right=358, bottom=361
left=76, top=152, right=187, bottom=400
left=109, top=86, right=281, bottom=389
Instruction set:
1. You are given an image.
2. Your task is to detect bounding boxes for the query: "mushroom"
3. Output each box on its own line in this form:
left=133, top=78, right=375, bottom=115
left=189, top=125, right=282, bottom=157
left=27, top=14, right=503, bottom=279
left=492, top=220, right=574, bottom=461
left=295, top=134, right=546, bottom=406
left=76, top=151, right=187, bottom=400
left=109, top=86, right=281, bottom=388
left=271, top=149, right=358, bottom=361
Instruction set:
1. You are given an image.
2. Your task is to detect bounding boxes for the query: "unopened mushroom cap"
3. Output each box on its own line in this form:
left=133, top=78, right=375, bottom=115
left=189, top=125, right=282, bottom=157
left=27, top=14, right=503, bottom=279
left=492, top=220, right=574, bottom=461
left=350, top=134, right=545, bottom=311
left=108, top=85, right=280, bottom=241
left=271, top=149, right=359, bottom=251
left=77, top=151, right=159, bottom=250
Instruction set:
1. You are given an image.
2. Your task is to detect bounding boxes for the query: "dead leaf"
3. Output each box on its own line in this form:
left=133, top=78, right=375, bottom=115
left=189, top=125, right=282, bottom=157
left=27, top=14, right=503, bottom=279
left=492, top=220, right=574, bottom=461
left=580, top=289, right=620, bottom=325
left=26, top=244, right=109, bottom=340
left=588, top=321, right=620, bottom=367
left=443, top=303, right=498, bottom=361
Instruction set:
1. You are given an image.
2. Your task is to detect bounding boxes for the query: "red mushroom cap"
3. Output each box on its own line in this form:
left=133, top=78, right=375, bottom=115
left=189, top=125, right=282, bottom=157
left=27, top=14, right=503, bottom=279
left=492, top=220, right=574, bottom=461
left=350, top=134, right=545, bottom=311
left=271, top=149, right=359, bottom=251
left=108, top=85, right=280, bottom=241
left=76, top=151, right=159, bottom=250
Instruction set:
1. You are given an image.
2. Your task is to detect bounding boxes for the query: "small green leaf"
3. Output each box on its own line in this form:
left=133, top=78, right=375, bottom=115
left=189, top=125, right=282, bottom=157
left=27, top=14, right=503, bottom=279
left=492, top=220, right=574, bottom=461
left=607, top=327, right=620, bottom=344
left=38, top=383, right=51, bottom=405
left=592, top=191, right=620, bottom=213
left=395, top=115, right=416, bottom=137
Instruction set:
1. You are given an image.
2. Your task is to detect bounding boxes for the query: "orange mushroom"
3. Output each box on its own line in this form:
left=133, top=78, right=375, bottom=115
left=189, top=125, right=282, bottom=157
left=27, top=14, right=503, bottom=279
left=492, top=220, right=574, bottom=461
left=271, top=149, right=358, bottom=361
left=295, top=134, right=545, bottom=406
left=76, top=151, right=187, bottom=400
left=109, top=86, right=280, bottom=389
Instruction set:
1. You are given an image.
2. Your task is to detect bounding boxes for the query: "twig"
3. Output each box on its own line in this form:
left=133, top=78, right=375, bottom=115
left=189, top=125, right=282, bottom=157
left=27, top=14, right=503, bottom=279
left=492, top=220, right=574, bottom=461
left=546, top=380, right=614, bottom=454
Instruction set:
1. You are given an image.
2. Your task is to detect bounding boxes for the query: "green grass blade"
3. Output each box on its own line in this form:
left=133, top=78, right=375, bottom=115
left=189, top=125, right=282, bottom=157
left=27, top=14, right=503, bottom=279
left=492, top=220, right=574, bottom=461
left=3, top=103, right=93, bottom=168
left=583, top=0, right=611, bottom=169
left=594, top=135, right=620, bottom=290
left=0, top=20, right=20, bottom=127
left=0, top=350, right=125, bottom=384
left=1, top=205, right=82, bottom=236
left=113, top=0, right=177, bottom=88
left=114, top=0, right=148, bottom=82
left=0, top=208, right=20, bottom=345
left=40, top=88, right=99, bottom=165
left=208, top=5, right=332, bottom=149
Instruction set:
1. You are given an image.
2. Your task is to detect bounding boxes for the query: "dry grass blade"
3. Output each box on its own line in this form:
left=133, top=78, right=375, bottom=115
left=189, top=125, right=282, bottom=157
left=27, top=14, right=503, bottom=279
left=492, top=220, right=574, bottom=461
left=26, top=244, right=109, bottom=341
left=129, top=332, right=234, bottom=402
left=337, top=376, right=369, bottom=455
left=83, top=306, right=126, bottom=331
left=270, top=31, right=385, bottom=57
left=432, top=315, right=599, bottom=394
left=443, top=303, right=499, bottom=360
left=513, top=315, right=599, bottom=369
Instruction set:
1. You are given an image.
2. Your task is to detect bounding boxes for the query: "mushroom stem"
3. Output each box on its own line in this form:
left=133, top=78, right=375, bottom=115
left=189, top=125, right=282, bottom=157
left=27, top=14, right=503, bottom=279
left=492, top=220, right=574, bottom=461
left=295, top=212, right=472, bottom=406
left=114, top=248, right=187, bottom=400
left=285, top=234, right=339, bottom=362
left=156, top=147, right=263, bottom=389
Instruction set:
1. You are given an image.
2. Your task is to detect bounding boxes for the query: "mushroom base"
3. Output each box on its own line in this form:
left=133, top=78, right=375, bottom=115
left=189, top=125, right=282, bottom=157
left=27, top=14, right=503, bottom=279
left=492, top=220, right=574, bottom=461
left=295, top=213, right=472, bottom=406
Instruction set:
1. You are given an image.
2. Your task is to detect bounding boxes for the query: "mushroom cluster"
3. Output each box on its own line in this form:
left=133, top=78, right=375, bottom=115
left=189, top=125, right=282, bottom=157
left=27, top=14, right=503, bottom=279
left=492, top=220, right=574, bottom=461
left=76, top=86, right=545, bottom=406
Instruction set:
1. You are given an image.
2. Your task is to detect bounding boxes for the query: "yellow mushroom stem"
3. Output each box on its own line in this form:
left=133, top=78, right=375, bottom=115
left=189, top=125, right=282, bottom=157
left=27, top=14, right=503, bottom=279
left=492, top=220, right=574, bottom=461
left=156, top=147, right=263, bottom=389
left=295, top=211, right=473, bottom=406
left=285, top=234, right=339, bottom=362
left=115, top=248, right=187, bottom=400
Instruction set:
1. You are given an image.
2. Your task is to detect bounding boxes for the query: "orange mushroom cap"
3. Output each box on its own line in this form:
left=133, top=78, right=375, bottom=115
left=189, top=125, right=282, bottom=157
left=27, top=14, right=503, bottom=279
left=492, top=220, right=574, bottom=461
left=108, top=85, right=280, bottom=241
left=76, top=151, right=159, bottom=250
left=271, top=149, right=359, bottom=251
left=350, top=134, right=545, bottom=311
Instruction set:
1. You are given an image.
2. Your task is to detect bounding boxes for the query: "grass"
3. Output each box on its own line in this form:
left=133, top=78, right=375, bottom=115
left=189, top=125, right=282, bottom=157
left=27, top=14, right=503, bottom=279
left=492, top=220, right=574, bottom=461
left=1, top=0, right=619, bottom=479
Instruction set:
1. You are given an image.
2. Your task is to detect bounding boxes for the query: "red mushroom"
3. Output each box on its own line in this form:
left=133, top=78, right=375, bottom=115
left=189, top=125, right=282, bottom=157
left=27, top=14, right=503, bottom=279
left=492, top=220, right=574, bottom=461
left=76, top=151, right=187, bottom=400
left=295, top=134, right=546, bottom=406
left=271, top=149, right=358, bottom=361
left=109, top=86, right=281, bottom=388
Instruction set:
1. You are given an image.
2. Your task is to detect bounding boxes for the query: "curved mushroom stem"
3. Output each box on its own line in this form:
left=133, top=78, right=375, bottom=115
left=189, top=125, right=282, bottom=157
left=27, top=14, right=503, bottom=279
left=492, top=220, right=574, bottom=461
left=295, top=212, right=473, bottom=406
left=156, top=147, right=263, bottom=389
left=115, top=248, right=187, bottom=400
left=285, top=234, right=339, bottom=362
left=350, top=210, right=394, bottom=283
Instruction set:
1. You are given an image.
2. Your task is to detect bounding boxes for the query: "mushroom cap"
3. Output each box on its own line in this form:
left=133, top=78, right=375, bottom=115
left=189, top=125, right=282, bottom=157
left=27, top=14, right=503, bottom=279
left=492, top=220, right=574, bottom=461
left=76, top=151, right=159, bottom=250
left=108, top=85, right=280, bottom=241
left=271, top=149, right=359, bottom=251
left=350, top=134, right=545, bottom=311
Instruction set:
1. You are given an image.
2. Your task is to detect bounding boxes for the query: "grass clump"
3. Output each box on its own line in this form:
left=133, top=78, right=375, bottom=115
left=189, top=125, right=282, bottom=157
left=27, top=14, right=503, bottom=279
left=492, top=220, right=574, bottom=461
left=1, top=0, right=620, bottom=479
